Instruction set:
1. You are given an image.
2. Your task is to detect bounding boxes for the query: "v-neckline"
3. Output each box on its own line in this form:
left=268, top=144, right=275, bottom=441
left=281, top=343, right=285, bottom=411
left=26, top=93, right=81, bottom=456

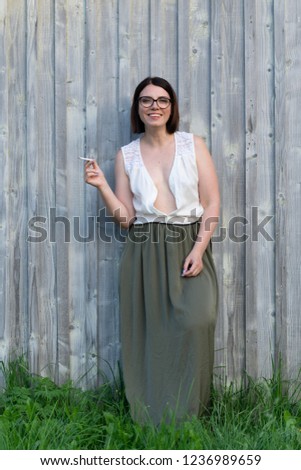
left=137, top=132, right=178, bottom=215
left=138, top=132, right=177, bottom=191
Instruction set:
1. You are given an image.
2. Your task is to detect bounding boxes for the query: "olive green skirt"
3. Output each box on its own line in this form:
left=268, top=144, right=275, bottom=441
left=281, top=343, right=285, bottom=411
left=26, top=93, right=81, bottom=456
left=119, top=222, right=218, bottom=425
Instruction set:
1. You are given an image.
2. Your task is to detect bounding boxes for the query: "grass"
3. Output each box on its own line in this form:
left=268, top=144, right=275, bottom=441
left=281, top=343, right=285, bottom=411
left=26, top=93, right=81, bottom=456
left=0, top=357, right=300, bottom=450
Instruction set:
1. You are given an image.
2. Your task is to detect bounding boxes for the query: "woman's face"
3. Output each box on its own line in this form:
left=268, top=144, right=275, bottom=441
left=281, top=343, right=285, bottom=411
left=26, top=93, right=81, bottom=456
left=138, top=84, right=172, bottom=130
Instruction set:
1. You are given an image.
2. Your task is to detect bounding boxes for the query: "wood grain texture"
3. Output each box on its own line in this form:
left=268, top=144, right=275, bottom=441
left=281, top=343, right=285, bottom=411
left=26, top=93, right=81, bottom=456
left=186, top=0, right=211, bottom=140
left=84, top=0, right=99, bottom=388
left=1, top=0, right=301, bottom=387
left=54, top=0, right=70, bottom=385
left=177, top=0, right=192, bottom=132
left=64, top=0, right=87, bottom=387
left=27, top=0, right=57, bottom=381
left=5, top=0, right=28, bottom=364
left=211, top=0, right=246, bottom=383
left=118, top=0, right=151, bottom=145
left=0, top=0, right=8, bottom=386
left=150, top=0, right=178, bottom=85
left=244, top=0, right=275, bottom=379
left=96, top=0, right=121, bottom=383
left=275, top=0, right=301, bottom=380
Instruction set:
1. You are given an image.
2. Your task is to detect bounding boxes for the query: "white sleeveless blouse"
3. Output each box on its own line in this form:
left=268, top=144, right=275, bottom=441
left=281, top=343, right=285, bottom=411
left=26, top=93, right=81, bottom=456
left=121, top=131, right=204, bottom=224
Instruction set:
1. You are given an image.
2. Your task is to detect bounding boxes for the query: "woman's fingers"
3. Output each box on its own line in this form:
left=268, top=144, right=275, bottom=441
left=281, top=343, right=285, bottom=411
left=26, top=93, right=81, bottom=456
left=85, top=160, right=98, bottom=172
left=84, top=160, right=104, bottom=186
left=182, top=255, right=203, bottom=277
left=182, top=258, right=193, bottom=276
left=85, top=167, right=99, bottom=177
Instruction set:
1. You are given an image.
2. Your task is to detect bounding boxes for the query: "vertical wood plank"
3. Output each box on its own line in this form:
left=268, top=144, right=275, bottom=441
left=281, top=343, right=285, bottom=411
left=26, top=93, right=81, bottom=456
left=83, top=0, right=99, bottom=388
left=5, top=0, right=28, bottom=363
left=27, top=0, right=57, bottom=380
left=96, top=0, right=121, bottom=382
left=274, top=0, right=288, bottom=379
left=211, top=0, right=246, bottom=383
left=177, top=0, right=191, bottom=132
left=0, top=0, right=8, bottom=383
left=244, top=0, right=275, bottom=379
left=275, top=0, right=301, bottom=380
left=118, top=0, right=132, bottom=147
left=54, top=0, right=70, bottom=384
left=118, top=0, right=151, bottom=146
left=186, top=0, right=211, bottom=140
left=65, top=0, right=87, bottom=387
left=186, top=0, right=220, bottom=379
left=284, top=0, right=301, bottom=380
left=150, top=0, right=178, bottom=85
left=274, top=0, right=289, bottom=379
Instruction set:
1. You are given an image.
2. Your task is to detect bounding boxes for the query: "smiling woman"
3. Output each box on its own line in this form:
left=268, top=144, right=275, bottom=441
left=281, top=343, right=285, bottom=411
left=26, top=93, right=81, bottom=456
left=85, top=77, right=220, bottom=425
left=131, top=77, right=179, bottom=135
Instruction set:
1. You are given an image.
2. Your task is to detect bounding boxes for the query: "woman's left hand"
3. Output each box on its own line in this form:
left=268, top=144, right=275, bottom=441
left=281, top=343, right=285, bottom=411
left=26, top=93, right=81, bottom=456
left=181, top=249, right=204, bottom=277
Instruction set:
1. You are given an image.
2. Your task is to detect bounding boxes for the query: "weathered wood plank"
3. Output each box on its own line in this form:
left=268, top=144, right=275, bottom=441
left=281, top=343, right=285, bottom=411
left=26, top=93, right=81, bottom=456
left=127, top=0, right=151, bottom=84
left=244, top=0, right=275, bottom=379
left=27, top=0, right=57, bottom=381
left=284, top=1, right=301, bottom=380
left=118, top=0, right=151, bottom=145
left=274, top=0, right=289, bottom=380
left=150, top=0, right=178, bottom=84
left=0, top=0, right=8, bottom=384
left=83, top=0, right=99, bottom=388
left=5, top=0, right=28, bottom=362
left=96, top=0, right=121, bottom=382
left=54, top=0, right=70, bottom=385
left=117, top=0, right=132, bottom=147
left=275, top=0, right=301, bottom=380
left=186, top=0, right=211, bottom=140
left=177, top=0, right=191, bottom=132
left=65, top=0, right=87, bottom=387
left=26, top=0, right=43, bottom=377
left=211, top=0, right=246, bottom=383
left=185, top=0, right=222, bottom=378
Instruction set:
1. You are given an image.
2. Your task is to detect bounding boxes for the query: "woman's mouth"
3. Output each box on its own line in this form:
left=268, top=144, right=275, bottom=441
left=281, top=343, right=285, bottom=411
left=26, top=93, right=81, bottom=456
left=148, top=113, right=162, bottom=118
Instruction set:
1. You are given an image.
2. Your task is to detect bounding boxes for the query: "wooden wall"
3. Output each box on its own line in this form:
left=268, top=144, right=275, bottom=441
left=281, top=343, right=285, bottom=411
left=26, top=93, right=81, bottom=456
left=1, top=0, right=301, bottom=388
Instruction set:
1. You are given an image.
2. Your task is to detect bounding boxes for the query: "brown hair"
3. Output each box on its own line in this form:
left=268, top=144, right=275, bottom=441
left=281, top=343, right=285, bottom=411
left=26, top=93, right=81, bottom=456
left=130, top=77, right=180, bottom=134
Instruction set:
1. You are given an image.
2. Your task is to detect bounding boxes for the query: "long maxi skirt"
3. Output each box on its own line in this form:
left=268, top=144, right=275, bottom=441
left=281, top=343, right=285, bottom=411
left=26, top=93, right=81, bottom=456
left=119, top=222, right=218, bottom=425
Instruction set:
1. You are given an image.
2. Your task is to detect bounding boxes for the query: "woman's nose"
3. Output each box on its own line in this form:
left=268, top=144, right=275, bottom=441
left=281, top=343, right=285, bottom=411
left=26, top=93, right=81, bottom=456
left=151, top=100, right=159, bottom=109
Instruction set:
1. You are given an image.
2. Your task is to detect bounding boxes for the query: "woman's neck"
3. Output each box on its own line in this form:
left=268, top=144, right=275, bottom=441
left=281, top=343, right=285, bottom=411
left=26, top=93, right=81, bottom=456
left=142, top=127, right=174, bottom=147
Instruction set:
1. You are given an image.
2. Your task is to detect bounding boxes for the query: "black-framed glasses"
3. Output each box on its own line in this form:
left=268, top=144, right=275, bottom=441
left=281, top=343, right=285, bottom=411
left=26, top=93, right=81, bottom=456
left=138, top=96, right=172, bottom=109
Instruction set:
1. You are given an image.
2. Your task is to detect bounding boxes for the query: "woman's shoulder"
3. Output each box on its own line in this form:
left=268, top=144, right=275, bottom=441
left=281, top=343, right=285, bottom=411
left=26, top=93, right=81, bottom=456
left=176, top=130, right=192, bottom=139
left=176, top=130, right=199, bottom=146
left=121, top=135, right=141, bottom=152
left=119, top=136, right=142, bottom=172
left=175, top=131, right=195, bottom=154
left=192, top=134, right=209, bottom=153
left=176, top=131, right=204, bottom=143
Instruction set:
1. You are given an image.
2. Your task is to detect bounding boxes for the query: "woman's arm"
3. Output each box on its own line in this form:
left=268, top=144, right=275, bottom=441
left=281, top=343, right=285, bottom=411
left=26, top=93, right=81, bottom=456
left=182, top=135, right=220, bottom=277
left=85, top=150, right=136, bottom=228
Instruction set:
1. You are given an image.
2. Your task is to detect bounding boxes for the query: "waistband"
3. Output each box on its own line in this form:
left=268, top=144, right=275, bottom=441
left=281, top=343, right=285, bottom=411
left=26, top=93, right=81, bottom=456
left=133, top=215, right=201, bottom=225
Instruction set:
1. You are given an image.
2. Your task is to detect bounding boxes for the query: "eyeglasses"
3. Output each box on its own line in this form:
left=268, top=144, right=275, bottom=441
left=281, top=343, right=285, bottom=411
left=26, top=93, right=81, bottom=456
left=138, top=96, right=172, bottom=109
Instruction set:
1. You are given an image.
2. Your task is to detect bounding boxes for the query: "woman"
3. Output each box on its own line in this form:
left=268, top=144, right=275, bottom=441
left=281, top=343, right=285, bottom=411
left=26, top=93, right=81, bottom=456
left=85, top=77, right=219, bottom=425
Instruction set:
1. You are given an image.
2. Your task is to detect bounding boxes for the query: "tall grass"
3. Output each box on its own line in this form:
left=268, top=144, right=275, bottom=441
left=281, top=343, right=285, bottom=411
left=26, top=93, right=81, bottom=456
left=0, top=357, right=300, bottom=450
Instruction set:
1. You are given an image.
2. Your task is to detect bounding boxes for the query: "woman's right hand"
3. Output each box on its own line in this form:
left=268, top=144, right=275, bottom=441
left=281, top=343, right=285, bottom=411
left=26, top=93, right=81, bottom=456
left=84, top=160, right=107, bottom=190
